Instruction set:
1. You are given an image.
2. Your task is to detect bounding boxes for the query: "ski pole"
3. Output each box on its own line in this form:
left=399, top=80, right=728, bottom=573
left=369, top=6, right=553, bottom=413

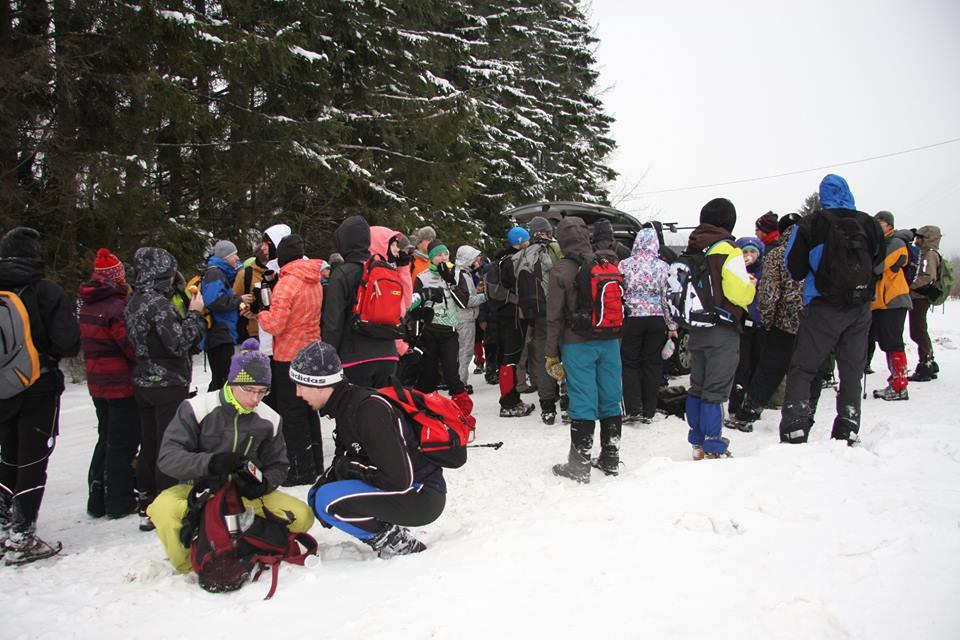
left=862, top=368, right=867, bottom=400
left=467, top=442, right=504, bottom=450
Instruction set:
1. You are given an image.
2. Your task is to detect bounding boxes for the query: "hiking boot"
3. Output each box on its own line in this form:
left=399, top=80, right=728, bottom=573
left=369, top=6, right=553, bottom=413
left=704, top=450, right=733, bottom=460
left=484, top=371, right=499, bottom=385
left=500, top=402, right=535, bottom=418
left=930, top=360, right=940, bottom=375
left=909, top=361, right=937, bottom=382
left=874, top=386, right=909, bottom=401
left=473, top=365, right=483, bottom=374
left=541, top=411, right=557, bottom=425
left=366, top=524, right=426, bottom=559
left=137, top=491, right=155, bottom=532
left=3, top=523, right=62, bottom=566
left=464, top=384, right=474, bottom=395
left=691, top=445, right=705, bottom=461
left=623, top=413, right=642, bottom=425
left=87, top=480, right=106, bottom=519
left=724, top=416, right=754, bottom=432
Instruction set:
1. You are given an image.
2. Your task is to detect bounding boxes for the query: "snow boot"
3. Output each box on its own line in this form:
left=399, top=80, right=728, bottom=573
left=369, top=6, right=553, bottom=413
left=137, top=491, right=155, bottom=532
left=541, top=400, right=557, bottom=425
left=727, top=394, right=762, bottom=432
left=908, top=360, right=937, bottom=382
left=484, top=370, right=499, bottom=385
left=500, top=401, right=535, bottom=418
left=87, top=479, right=106, bottom=519
left=780, top=400, right=813, bottom=444
left=592, top=416, right=622, bottom=476
left=365, top=524, right=426, bottom=559
left=830, top=406, right=861, bottom=445
left=691, top=445, right=705, bottom=461
left=464, top=384, right=474, bottom=395
left=553, top=420, right=594, bottom=483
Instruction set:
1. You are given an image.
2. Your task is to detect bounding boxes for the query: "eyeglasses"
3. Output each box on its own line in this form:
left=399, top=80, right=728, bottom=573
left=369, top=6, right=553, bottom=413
left=238, top=386, right=270, bottom=397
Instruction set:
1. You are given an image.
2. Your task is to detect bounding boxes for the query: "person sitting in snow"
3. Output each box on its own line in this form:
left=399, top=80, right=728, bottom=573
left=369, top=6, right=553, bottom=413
left=293, top=341, right=446, bottom=558
left=148, top=339, right=314, bottom=573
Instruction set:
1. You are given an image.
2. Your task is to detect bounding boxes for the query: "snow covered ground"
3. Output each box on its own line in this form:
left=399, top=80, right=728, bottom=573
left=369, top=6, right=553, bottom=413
left=4, top=308, right=960, bottom=640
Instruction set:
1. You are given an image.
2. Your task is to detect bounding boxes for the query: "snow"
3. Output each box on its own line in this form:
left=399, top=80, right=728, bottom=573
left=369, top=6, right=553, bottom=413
left=4, top=310, right=960, bottom=639
left=289, top=46, right=328, bottom=63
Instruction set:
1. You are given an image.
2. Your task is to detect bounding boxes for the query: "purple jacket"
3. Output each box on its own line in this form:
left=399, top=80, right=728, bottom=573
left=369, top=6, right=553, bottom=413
left=619, top=228, right=677, bottom=331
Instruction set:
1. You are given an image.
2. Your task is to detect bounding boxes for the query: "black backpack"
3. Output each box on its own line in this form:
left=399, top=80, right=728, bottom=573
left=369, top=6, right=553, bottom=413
left=514, top=244, right=551, bottom=319
left=814, top=212, right=875, bottom=307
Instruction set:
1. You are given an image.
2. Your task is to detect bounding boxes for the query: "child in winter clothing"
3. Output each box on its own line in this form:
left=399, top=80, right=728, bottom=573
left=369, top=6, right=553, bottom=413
left=546, top=217, right=624, bottom=482
left=149, top=340, right=314, bottom=573
left=683, top=199, right=755, bottom=460
left=908, top=225, right=943, bottom=380
left=454, top=246, right=486, bottom=390
left=0, top=228, right=81, bottom=564
left=779, top=175, right=885, bottom=444
left=411, top=241, right=474, bottom=419
left=125, top=247, right=206, bottom=530
left=410, top=226, right=437, bottom=280
left=201, top=240, right=254, bottom=391
left=255, top=234, right=325, bottom=485
left=79, top=249, right=140, bottom=519
left=869, top=211, right=913, bottom=401
left=619, top=227, right=678, bottom=423
left=728, top=236, right=765, bottom=416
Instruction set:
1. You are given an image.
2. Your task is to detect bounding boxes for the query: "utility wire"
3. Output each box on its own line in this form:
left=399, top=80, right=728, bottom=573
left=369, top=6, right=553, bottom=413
left=618, top=136, right=960, bottom=199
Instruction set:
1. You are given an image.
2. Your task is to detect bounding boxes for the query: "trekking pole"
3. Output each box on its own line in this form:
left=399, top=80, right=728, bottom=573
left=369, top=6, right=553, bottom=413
left=862, top=368, right=868, bottom=400
left=467, top=442, right=504, bottom=450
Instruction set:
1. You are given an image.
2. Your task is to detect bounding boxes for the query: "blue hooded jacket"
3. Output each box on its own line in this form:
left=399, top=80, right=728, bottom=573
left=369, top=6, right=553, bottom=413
left=200, top=255, right=241, bottom=348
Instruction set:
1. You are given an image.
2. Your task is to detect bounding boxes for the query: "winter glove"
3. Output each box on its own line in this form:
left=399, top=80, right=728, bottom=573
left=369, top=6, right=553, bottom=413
left=438, top=261, right=457, bottom=285
left=234, top=468, right=270, bottom=500
left=545, top=356, right=565, bottom=382
left=332, top=456, right=375, bottom=483
left=428, top=287, right=446, bottom=304
left=208, top=451, right=246, bottom=477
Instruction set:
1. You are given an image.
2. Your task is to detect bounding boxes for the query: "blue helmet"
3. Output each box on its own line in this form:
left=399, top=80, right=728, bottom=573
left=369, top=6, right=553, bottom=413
left=506, top=226, right=530, bottom=247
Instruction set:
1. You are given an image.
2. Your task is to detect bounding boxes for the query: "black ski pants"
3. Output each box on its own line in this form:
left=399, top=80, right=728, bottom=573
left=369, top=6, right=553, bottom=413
left=344, top=359, right=398, bottom=389
left=206, top=342, right=234, bottom=392
left=416, top=327, right=465, bottom=396
left=272, top=360, right=324, bottom=485
left=745, top=328, right=795, bottom=408
left=89, top=396, right=141, bottom=517
left=495, top=307, right=526, bottom=408
left=134, top=386, right=187, bottom=500
left=620, top=316, right=667, bottom=418
left=318, top=481, right=446, bottom=535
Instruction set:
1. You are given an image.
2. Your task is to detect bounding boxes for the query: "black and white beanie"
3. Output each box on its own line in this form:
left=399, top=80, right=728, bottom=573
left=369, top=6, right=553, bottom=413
left=289, top=341, right=343, bottom=387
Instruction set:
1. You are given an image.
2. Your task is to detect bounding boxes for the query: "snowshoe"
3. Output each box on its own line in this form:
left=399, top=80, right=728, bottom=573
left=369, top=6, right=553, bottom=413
left=541, top=411, right=557, bottom=425
left=874, top=386, right=909, bottom=401
left=366, top=524, right=426, bottom=559
left=3, top=527, right=62, bottom=566
left=499, top=402, right=535, bottom=418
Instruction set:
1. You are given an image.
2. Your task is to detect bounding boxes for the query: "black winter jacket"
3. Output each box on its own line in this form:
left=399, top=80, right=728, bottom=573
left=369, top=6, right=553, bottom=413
left=125, top=248, right=204, bottom=389
left=321, top=381, right=445, bottom=493
left=322, top=216, right=397, bottom=365
left=0, top=257, right=80, bottom=394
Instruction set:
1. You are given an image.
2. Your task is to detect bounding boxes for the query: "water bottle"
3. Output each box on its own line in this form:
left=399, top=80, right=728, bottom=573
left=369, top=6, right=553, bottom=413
left=259, top=284, right=272, bottom=309
left=661, top=337, right=676, bottom=360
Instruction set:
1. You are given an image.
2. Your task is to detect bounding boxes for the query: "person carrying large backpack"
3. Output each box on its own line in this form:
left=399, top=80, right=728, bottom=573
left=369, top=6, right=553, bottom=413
left=201, top=240, right=253, bottom=392
left=672, top=199, right=755, bottom=461
left=779, top=174, right=884, bottom=445
left=293, top=341, right=446, bottom=558
left=908, top=225, right=944, bottom=381
left=0, top=227, right=80, bottom=564
left=148, top=339, right=314, bottom=573
left=324, top=216, right=400, bottom=388
left=547, top=216, right=625, bottom=482
left=125, top=247, right=206, bottom=531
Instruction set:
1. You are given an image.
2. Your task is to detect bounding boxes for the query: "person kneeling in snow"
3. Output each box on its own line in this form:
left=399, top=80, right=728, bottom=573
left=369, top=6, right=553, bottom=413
left=148, top=339, right=314, bottom=573
left=292, top=341, right=446, bottom=558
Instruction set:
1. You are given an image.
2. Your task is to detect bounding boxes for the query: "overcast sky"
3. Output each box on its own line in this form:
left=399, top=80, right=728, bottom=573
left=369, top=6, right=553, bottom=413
left=590, top=0, right=960, bottom=254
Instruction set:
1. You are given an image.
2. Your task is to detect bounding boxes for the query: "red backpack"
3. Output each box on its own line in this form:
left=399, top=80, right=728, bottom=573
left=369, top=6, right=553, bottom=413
left=567, top=254, right=625, bottom=339
left=187, top=481, right=318, bottom=599
left=352, top=256, right=404, bottom=339
left=375, top=382, right=476, bottom=469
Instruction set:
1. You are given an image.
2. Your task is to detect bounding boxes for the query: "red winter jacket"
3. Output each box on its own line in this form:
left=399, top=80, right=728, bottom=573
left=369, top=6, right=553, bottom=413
left=79, top=276, right=137, bottom=399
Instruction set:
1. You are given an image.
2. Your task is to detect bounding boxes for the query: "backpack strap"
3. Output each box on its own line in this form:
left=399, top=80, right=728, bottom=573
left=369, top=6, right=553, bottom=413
left=243, top=266, right=254, bottom=294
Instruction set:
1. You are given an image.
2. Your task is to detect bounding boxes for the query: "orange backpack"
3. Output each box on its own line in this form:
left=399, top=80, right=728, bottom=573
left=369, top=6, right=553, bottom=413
left=0, top=289, right=41, bottom=399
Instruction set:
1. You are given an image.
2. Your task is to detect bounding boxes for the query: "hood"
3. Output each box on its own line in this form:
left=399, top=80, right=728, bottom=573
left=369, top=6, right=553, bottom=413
left=279, top=258, right=322, bottom=284
left=819, top=174, right=856, bottom=210
left=592, top=219, right=615, bottom=249
left=630, top=227, right=660, bottom=259
left=893, top=229, right=914, bottom=245
left=556, top=216, right=593, bottom=256
left=334, top=215, right=371, bottom=263
left=264, top=224, right=292, bottom=248
left=207, top=255, right=239, bottom=281
left=0, top=256, right=44, bottom=288
left=456, top=245, right=481, bottom=269
left=132, top=247, right=177, bottom=291
left=370, top=225, right=401, bottom=260
left=79, top=275, right=127, bottom=304
left=688, top=224, right=735, bottom=253
left=916, top=225, right=941, bottom=251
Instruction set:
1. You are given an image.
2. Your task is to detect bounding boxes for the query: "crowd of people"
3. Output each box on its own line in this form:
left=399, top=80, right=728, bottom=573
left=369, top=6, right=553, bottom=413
left=0, top=173, right=950, bottom=569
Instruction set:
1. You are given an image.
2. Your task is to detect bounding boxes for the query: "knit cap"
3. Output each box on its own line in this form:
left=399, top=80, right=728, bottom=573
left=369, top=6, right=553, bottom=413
left=506, top=226, right=530, bottom=247
left=700, top=198, right=737, bottom=233
left=875, top=210, right=895, bottom=227
left=412, top=226, right=437, bottom=246
left=227, top=338, right=272, bottom=386
left=290, top=341, right=343, bottom=387
left=93, top=248, right=126, bottom=284
left=528, top=216, right=553, bottom=238
left=736, top=236, right=764, bottom=256
left=427, top=240, right=449, bottom=260
left=213, top=240, right=238, bottom=260
left=755, top=211, right=778, bottom=234
left=277, top=234, right=306, bottom=267
left=0, top=227, right=41, bottom=259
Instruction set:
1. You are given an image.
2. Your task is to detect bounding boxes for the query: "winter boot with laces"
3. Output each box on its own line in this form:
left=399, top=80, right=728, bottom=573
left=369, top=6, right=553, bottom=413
left=725, top=395, right=762, bottom=432
left=552, top=420, right=594, bottom=483
left=591, top=416, right=622, bottom=476
left=908, top=360, right=937, bottom=382
left=3, top=505, right=62, bottom=566
left=874, top=385, right=909, bottom=401
left=365, top=524, right=426, bottom=559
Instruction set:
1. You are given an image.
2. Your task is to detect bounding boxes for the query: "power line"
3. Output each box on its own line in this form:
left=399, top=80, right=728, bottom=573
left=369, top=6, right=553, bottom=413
left=618, top=136, right=960, bottom=200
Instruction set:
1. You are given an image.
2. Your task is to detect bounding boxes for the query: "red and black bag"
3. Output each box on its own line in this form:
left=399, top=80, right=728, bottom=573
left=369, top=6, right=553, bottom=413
left=352, top=255, right=404, bottom=339
left=375, top=382, right=476, bottom=469
left=187, top=481, right=318, bottom=599
left=567, top=254, right=625, bottom=339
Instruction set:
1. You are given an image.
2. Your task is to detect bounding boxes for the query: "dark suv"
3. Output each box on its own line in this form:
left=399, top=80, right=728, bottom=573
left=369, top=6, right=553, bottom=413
left=504, top=201, right=691, bottom=375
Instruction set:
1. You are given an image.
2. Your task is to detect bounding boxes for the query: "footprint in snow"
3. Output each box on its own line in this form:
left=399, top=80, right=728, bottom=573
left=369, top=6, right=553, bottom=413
left=673, top=512, right=745, bottom=536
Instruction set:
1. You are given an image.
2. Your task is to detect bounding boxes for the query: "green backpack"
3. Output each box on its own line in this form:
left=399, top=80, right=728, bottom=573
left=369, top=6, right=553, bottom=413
left=929, top=253, right=955, bottom=306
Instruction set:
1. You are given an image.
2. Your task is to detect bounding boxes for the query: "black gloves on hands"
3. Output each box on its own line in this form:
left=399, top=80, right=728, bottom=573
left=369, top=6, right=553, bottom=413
left=437, top=261, right=456, bottom=285
left=234, top=467, right=270, bottom=499
left=208, top=451, right=246, bottom=477
left=428, top=287, right=446, bottom=304
left=332, top=456, right=371, bottom=482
